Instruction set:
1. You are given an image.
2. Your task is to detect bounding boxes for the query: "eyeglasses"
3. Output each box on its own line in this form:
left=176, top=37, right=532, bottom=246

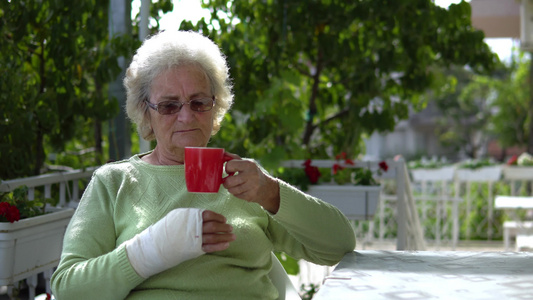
left=145, top=97, right=216, bottom=115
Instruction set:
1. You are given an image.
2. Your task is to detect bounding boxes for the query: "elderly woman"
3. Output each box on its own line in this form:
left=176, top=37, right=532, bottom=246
left=51, top=30, right=355, bottom=299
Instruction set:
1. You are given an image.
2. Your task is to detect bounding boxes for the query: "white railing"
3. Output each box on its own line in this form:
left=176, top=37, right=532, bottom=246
left=385, top=165, right=533, bottom=250
left=0, top=168, right=97, bottom=299
left=0, top=167, right=97, bottom=207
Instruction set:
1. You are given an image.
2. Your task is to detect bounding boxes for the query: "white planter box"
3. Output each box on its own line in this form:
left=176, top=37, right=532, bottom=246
left=456, top=166, right=502, bottom=182
left=502, top=166, right=533, bottom=181
left=307, top=185, right=381, bottom=220
left=0, top=208, right=74, bottom=285
left=410, top=166, right=455, bottom=182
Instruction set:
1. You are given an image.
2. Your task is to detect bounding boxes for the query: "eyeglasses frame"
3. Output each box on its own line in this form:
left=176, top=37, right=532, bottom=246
left=144, top=96, right=216, bottom=115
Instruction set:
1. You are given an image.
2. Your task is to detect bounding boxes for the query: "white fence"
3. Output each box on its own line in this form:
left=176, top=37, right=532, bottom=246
left=365, top=165, right=533, bottom=250
left=0, top=168, right=96, bottom=299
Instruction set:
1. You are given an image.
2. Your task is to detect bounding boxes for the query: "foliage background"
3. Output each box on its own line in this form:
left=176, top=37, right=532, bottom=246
left=1, top=0, right=520, bottom=180
left=182, top=0, right=499, bottom=170
left=0, top=0, right=172, bottom=179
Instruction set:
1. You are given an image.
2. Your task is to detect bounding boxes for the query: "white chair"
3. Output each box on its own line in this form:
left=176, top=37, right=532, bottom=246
left=495, top=196, right=533, bottom=251
left=269, top=252, right=302, bottom=300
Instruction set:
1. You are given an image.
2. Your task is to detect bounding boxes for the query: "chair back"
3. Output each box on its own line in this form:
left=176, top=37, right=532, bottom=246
left=268, top=253, right=301, bottom=300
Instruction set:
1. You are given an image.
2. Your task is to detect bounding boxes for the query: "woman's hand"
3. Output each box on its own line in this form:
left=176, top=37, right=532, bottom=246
left=202, top=210, right=236, bottom=252
left=222, top=153, right=281, bottom=214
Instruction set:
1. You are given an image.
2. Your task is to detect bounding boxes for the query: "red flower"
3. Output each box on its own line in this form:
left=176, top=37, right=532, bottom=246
left=302, top=160, right=321, bottom=184
left=303, top=159, right=313, bottom=167
left=0, top=202, right=8, bottom=214
left=335, top=152, right=347, bottom=160
left=334, top=152, right=355, bottom=165
left=332, top=163, right=344, bottom=175
left=0, top=202, right=20, bottom=223
left=378, top=161, right=389, bottom=172
left=507, top=155, right=518, bottom=166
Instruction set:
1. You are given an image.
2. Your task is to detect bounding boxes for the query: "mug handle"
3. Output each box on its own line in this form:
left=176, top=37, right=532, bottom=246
left=222, top=153, right=235, bottom=183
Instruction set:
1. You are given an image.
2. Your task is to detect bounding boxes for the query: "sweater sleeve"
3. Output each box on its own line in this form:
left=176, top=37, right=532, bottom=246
left=267, top=180, right=356, bottom=266
left=51, top=173, right=144, bottom=300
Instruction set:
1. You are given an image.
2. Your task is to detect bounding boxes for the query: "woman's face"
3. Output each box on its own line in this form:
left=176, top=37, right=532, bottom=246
left=148, top=64, right=214, bottom=158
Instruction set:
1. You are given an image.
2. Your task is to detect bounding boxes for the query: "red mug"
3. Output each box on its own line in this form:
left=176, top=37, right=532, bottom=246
left=184, top=147, right=234, bottom=193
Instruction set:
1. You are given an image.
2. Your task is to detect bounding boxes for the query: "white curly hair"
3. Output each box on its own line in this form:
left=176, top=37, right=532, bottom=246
left=124, top=30, right=234, bottom=141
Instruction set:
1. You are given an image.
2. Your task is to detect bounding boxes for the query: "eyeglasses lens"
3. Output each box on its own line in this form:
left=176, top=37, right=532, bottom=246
left=189, top=99, right=213, bottom=112
left=151, top=98, right=214, bottom=115
left=159, top=102, right=182, bottom=115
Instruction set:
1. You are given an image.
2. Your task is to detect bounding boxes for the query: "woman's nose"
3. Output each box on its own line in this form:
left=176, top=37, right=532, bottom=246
left=176, top=104, right=196, bottom=121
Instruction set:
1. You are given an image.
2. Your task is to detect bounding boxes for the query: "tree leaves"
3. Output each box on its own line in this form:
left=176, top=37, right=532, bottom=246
left=0, top=0, right=152, bottom=179
left=193, top=0, right=497, bottom=166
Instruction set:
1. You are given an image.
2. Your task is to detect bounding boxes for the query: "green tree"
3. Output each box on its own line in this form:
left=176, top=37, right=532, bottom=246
left=432, top=53, right=529, bottom=160
left=0, top=0, right=172, bottom=180
left=433, top=66, right=496, bottom=159
left=1, top=0, right=121, bottom=179
left=490, top=54, right=530, bottom=153
left=182, top=0, right=498, bottom=167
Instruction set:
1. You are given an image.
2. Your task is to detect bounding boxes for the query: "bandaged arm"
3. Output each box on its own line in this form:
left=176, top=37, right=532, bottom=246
left=124, top=208, right=206, bottom=278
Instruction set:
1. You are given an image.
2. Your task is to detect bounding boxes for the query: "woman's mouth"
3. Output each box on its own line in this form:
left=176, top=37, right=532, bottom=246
left=175, top=129, right=198, bottom=133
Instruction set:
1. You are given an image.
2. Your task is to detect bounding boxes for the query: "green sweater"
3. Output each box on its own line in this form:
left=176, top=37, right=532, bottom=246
left=51, top=154, right=355, bottom=299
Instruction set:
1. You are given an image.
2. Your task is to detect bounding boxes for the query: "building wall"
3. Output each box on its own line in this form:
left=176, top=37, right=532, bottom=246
left=364, top=114, right=451, bottom=160
left=364, top=98, right=461, bottom=161
left=470, top=0, right=520, bottom=38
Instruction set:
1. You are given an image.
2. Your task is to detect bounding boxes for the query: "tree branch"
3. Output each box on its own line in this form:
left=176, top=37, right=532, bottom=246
left=302, top=48, right=324, bottom=145
left=309, top=107, right=351, bottom=133
left=290, top=62, right=312, bottom=78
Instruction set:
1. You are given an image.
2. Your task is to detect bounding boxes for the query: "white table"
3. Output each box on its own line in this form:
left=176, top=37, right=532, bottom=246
left=495, top=196, right=533, bottom=251
left=314, top=250, right=533, bottom=300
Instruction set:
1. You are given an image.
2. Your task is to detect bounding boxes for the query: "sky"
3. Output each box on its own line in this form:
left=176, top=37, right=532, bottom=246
left=133, top=0, right=516, bottom=62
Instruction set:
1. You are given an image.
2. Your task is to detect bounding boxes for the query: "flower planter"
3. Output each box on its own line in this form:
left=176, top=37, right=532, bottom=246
left=455, top=166, right=502, bottom=182
left=410, top=166, right=455, bottom=182
left=0, top=208, right=74, bottom=285
left=502, top=166, right=533, bottom=181
left=307, top=185, right=381, bottom=220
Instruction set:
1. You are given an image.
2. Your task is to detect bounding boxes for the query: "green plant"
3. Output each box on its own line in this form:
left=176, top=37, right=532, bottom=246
left=275, top=154, right=388, bottom=189
left=331, top=154, right=388, bottom=186
left=274, top=252, right=300, bottom=276
left=353, top=168, right=379, bottom=186
left=408, top=157, right=451, bottom=169
left=275, top=165, right=315, bottom=191
left=0, top=186, right=52, bottom=223
left=300, top=283, right=319, bottom=300
left=458, top=158, right=496, bottom=169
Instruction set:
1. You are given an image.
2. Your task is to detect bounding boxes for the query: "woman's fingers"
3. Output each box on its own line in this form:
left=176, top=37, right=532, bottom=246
left=223, top=160, right=258, bottom=197
left=223, top=152, right=241, bottom=160
left=202, top=233, right=235, bottom=252
left=201, top=210, right=235, bottom=253
left=202, top=210, right=227, bottom=224
left=222, top=159, right=280, bottom=213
